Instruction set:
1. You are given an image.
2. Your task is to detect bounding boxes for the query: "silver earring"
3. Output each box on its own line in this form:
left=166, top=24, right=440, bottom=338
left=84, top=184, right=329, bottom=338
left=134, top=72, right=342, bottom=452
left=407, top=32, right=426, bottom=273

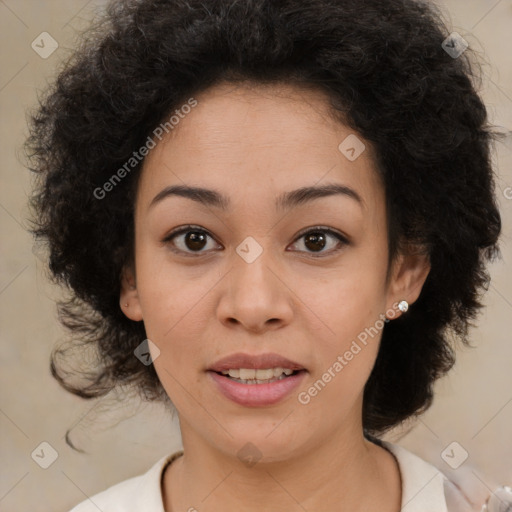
left=398, top=300, right=409, bottom=313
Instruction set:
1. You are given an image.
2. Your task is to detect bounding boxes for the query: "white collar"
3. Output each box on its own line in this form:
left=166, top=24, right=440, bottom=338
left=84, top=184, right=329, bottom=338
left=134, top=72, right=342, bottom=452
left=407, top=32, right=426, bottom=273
left=71, top=442, right=459, bottom=511
left=381, top=440, right=449, bottom=511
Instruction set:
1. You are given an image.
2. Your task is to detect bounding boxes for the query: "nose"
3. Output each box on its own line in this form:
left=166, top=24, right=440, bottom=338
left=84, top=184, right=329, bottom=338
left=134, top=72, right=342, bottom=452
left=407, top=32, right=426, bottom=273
left=216, top=245, right=294, bottom=333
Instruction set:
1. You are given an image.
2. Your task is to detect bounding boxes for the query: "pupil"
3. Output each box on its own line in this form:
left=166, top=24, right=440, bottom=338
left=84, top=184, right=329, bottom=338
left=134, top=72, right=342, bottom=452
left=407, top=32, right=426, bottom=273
left=305, top=232, right=326, bottom=252
left=186, top=232, right=206, bottom=250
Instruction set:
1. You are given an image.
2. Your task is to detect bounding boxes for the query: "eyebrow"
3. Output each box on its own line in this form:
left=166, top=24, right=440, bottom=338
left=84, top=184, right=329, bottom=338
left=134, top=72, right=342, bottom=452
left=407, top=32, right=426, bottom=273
left=148, top=182, right=364, bottom=212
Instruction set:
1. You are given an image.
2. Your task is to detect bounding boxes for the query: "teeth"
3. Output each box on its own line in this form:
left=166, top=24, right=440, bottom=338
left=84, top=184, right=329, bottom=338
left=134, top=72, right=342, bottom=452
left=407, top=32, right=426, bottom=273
left=240, top=368, right=256, bottom=380
left=253, top=368, right=274, bottom=380
left=220, top=367, right=295, bottom=379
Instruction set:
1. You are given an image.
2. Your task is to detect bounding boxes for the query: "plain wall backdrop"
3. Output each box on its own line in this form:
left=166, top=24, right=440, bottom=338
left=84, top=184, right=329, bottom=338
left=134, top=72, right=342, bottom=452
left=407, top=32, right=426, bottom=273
left=0, top=0, right=511, bottom=510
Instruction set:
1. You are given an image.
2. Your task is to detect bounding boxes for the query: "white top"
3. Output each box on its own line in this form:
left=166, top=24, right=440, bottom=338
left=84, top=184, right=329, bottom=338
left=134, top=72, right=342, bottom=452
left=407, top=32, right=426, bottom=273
left=68, top=440, right=480, bottom=511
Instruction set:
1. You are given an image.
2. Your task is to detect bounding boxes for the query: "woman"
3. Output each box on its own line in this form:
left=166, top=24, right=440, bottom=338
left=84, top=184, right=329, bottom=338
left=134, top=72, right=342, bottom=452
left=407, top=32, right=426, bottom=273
left=25, top=0, right=505, bottom=510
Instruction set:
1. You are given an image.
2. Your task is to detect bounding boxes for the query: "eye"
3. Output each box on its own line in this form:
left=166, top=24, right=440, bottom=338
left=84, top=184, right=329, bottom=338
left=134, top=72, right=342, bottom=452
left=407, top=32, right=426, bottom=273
left=288, top=226, right=349, bottom=257
left=162, top=225, right=220, bottom=256
left=162, top=225, right=349, bottom=258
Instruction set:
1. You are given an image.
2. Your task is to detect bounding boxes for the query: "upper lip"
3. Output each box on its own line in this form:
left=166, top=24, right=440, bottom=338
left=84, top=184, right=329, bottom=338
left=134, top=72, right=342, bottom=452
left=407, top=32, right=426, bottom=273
left=208, top=352, right=306, bottom=372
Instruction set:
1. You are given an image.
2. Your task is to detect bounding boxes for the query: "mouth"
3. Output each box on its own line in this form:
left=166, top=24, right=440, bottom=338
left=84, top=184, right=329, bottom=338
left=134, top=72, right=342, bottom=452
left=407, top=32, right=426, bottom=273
left=206, top=352, right=307, bottom=406
left=212, top=367, right=305, bottom=385
left=208, top=352, right=306, bottom=374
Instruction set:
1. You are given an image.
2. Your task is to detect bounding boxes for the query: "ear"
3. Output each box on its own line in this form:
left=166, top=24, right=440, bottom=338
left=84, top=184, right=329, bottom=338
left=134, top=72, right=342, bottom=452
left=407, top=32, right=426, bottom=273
left=385, top=244, right=431, bottom=317
left=120, top=265, right=143, bottom=321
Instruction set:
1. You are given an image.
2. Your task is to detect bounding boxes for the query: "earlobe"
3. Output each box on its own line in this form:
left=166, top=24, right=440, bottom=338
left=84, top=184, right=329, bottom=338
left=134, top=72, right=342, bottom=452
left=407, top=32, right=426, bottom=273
left=120, top=266, right=143, bottom=321
left=386, top=245, right=431, bottom=315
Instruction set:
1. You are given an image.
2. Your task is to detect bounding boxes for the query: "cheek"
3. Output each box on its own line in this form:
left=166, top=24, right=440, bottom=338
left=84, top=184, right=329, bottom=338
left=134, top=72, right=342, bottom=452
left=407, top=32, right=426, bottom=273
left=134, top=246, right=210, bottom=360
left=315, top=286, right=384, bottom=376
left=297, top=282, right=385, bottom=413
left=298, top=255, right=387, bottom=386
left=302, top=253, right=388, bottom=337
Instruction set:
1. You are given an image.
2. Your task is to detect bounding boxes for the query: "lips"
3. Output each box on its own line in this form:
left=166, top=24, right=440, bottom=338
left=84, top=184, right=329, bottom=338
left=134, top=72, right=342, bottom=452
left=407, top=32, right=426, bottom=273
left=207, top=352, right=306, bottom=373
left=208, top=369, right=307, bottom=406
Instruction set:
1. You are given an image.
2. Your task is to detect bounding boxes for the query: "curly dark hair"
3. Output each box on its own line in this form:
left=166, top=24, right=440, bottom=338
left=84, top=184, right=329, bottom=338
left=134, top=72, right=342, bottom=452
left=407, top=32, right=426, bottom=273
left=25, top=0, right=502, bottom=440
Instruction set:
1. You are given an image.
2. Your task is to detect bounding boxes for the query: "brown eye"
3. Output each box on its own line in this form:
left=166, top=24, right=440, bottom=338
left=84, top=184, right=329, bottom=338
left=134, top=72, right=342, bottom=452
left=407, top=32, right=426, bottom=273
left=289, top=227, right=348, bottom=257
left=163, top=225, right=348, bottom=258
left=163, top=226, right=220, bottom=256
left=183, top=231, right=208, bottom=251
left=304, top=232, right=328, bottom=252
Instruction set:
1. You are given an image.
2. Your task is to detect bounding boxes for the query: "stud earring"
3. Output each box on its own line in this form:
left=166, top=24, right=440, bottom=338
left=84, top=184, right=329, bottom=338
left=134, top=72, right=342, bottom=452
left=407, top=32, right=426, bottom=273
left=398, top=300, right=409, bottom=313
left=124, top=303, right=129, bottom=307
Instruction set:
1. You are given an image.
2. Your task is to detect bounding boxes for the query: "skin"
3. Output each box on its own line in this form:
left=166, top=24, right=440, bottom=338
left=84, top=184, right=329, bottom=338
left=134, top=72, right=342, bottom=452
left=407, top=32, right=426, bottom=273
left=120, top=81, right=431, bottom=512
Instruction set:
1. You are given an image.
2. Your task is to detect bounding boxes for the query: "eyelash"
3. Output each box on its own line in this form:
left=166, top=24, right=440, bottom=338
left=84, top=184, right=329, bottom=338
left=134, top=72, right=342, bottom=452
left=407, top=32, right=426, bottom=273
left=162, top=224, right=349, bottom=258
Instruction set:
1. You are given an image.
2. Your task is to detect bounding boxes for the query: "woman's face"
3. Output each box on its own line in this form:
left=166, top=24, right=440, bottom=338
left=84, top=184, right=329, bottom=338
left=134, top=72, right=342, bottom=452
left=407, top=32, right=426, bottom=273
left=121, top=81, right=429, bottom=462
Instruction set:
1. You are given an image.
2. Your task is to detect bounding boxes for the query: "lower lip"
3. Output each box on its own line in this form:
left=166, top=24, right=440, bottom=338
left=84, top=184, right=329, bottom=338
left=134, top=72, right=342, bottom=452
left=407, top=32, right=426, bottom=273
left=207, top=370, right=307, bottom=407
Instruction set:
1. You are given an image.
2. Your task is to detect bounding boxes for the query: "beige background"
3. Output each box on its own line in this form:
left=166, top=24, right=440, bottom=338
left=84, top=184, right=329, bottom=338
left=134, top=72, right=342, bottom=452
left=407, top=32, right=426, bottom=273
left=1, top=1, right=511, bottom=511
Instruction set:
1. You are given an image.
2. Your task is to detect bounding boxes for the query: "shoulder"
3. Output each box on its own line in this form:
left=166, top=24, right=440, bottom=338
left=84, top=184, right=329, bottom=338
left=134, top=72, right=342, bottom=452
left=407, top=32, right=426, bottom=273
left=67, top=451, right=184, bottom=512
left=380, top=441, right=480, bottom=512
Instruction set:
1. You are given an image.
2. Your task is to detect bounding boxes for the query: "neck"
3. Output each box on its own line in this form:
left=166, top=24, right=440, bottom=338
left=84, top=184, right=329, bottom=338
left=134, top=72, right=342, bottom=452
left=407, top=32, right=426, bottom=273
left=163, top=423, right=401, bottom=512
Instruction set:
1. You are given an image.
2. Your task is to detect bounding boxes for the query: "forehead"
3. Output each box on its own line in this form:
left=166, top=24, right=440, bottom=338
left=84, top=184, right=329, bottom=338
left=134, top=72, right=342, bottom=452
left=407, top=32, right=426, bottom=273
left=137, top=81, right=384, bottom=215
